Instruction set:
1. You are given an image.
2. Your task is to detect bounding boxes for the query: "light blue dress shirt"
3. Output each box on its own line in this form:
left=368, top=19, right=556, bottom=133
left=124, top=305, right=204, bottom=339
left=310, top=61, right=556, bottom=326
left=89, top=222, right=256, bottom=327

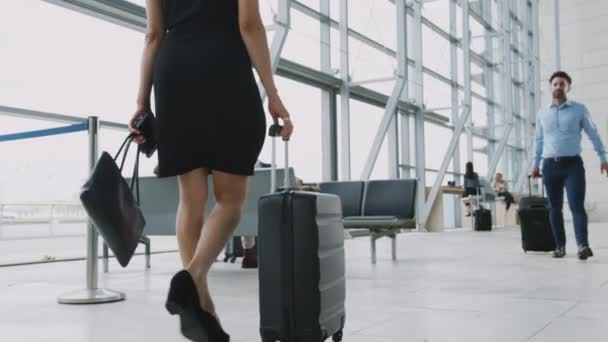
left=534, top=100, right=607, bottom=168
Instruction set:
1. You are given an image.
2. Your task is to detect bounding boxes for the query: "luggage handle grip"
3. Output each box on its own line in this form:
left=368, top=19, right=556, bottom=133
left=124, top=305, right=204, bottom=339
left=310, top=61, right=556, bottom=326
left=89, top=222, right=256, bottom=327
left=269, top=124, right=289, bottom=193
left=527, top=174, right=544, bottom=197
left=476, top=184, right=483, bottom=210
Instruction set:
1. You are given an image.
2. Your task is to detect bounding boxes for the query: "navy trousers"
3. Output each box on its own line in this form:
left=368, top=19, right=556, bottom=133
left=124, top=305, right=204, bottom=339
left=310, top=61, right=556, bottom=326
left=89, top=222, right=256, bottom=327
left=542, top=156, right=589, bottom=248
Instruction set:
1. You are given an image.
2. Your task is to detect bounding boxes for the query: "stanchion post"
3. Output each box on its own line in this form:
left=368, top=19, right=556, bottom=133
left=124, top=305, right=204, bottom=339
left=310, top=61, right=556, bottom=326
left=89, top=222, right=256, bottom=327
left=58, top=116, right=125, bottom=304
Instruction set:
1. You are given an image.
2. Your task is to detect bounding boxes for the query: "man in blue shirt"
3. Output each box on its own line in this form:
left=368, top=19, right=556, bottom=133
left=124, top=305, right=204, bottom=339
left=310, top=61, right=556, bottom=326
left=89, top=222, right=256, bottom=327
left=532, top=71, right=608, bottom=260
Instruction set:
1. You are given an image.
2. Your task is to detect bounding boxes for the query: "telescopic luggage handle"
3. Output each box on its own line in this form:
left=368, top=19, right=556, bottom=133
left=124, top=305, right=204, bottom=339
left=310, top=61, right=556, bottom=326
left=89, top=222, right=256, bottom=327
left=528, top=174, right=544, bottom=197
left=268, top=124, right=289, bottom=193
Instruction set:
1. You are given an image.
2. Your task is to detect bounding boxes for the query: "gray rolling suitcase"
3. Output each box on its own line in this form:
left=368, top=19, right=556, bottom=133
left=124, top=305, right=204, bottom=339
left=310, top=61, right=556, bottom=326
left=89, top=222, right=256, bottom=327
left=258, top=124, right=346, bottom=342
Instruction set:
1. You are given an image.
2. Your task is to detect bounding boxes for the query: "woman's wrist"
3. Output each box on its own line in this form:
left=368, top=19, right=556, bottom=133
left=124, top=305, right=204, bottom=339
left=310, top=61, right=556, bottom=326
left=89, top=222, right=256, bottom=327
left=136, top=97, right=150, bottom=109
left=266, top=88, right=279, bottom=100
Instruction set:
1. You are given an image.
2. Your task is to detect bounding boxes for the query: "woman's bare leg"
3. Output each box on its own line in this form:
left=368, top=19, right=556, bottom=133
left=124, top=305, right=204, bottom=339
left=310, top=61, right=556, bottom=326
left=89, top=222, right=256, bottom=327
left=185, top=170, right=248, bottom=318
left=176, top=168, right=209, bottom=268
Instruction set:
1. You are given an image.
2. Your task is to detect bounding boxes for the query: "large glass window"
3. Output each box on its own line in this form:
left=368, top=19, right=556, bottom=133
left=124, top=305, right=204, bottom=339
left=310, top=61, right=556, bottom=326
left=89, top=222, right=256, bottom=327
left=0, top=1, right=154, bottom=203
left=0, top=1, right=142, bottom=122
left=0, top=0, right=540, bottom=258
left=424, top=74, right=454, bottom=111
left=338, top=99, right=389, bottom=180
left=422, top=25, right=452, bottom=79
left=282, top=9, right=322, bottom=70
left=425, top=123, right=454, bottom=171
left=422, top=0, right=451, bottom=33
left=257, top=76, right=324, bottom=183
left=348, top=37, right=396, bottom=91
left=471, top=97, right=488, bottom=127
left=347, top=0, right=396, bottom=52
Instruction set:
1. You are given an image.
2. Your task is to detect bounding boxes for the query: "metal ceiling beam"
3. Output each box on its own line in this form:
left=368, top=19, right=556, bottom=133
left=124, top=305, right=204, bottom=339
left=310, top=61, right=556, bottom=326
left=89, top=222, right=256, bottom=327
left=42, top=0, right=146, bottom=31
left=275, top=59, right=450, bottom=123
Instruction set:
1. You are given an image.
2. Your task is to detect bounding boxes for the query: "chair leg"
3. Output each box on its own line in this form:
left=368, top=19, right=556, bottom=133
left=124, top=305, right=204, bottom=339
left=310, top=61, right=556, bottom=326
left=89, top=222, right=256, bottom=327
left=146, top=243, right=151, bottom=269
left=102, top=242, right=109, bottom=273
left=139, top=235, right=151, bottom=269
left=391, top=234, right=397, bottom=261
left=370, top=236, right=377, bottom=265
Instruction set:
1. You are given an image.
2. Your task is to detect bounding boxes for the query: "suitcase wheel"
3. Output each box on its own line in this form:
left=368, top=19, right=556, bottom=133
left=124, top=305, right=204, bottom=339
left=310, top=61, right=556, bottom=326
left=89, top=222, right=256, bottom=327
left=332, top=330, right=343, bottom=342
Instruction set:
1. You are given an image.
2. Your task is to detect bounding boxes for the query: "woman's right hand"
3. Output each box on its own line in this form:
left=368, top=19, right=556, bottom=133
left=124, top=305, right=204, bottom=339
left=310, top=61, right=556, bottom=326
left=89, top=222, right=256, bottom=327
left=268, top=94, right=294, bottom=141
left=128, top=106, right=147, bottom=145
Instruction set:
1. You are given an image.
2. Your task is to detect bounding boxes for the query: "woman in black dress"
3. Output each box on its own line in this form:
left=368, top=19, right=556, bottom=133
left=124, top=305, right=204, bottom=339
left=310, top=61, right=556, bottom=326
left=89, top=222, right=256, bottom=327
left=129, top=1, right=294, bottom=340
left=462, top=162, right=480, bottom=217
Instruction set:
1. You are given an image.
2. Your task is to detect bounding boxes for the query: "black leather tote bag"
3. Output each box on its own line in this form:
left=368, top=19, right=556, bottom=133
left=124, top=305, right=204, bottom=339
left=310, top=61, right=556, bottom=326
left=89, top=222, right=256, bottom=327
left=80, top=134, right=145, bottom=267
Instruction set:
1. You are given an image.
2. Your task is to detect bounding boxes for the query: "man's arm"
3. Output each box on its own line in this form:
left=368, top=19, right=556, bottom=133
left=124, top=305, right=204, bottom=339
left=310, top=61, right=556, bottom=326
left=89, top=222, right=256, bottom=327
left=533, top=115, right=544, bottom=169
left=581, top=105, right=607, bottom=163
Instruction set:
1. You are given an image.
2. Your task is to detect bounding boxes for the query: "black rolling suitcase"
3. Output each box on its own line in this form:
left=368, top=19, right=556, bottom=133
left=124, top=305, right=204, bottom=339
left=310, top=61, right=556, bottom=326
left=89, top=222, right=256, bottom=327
left=518, top=176, right=554, bottom=252
left=258, top=124, right=346, bottom=342
left=474, top=207, right=492, bottom=231
left=518, top=177, right=548, bottom=210
left=473, top=186, right=492, bottom=231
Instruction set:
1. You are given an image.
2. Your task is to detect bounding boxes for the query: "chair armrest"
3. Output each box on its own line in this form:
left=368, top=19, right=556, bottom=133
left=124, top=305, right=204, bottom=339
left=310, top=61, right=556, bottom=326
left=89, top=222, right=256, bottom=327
left=343, top=216, right=415, bottom=229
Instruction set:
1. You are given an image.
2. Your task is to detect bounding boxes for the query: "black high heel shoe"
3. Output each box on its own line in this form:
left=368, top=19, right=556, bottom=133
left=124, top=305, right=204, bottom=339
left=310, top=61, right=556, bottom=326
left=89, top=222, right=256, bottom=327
left=197, top=308, right=230, bottom=342
left=166, top=270, right=230, bottom=342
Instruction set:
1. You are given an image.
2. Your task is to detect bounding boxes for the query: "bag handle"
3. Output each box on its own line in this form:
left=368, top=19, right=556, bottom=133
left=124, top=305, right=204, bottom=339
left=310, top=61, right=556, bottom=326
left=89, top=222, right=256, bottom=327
left=114, top=134, right=133, bottom=164
left=113, top=133, right=141, bottom=204
left=130, top=145, right=141, bottom=205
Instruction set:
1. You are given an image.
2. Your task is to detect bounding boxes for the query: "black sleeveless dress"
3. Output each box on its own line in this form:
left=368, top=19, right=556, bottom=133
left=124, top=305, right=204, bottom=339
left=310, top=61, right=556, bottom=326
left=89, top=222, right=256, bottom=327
left=153, top=0, right=266, bottom=177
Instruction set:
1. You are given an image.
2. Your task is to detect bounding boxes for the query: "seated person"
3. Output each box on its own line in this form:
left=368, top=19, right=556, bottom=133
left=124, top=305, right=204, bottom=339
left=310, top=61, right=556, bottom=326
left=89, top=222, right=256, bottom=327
left=462, top=162, right=480, bottom=217
left=295, top=177, right=320, bottom=192
left=493, top=172, right=514, bottom=211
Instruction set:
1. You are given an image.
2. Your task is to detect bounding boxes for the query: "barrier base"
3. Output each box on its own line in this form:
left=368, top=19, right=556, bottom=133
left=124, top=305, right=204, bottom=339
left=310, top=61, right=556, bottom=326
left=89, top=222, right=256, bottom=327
left=57, top=288, right=125, bottom=304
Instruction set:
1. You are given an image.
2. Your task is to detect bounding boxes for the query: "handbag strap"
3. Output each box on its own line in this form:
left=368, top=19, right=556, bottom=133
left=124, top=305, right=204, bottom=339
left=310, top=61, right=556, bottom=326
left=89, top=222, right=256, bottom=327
left=130, top=145, right=141, bottom=205
left=113, top=133, right=141, bottom=204
left=114, top=134, right=134, bottom=163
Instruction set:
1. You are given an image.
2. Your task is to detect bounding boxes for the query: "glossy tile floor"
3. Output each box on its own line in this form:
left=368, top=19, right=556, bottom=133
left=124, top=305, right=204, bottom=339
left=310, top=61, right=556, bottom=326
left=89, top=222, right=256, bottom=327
left=2, top=223, right=608, bottom=342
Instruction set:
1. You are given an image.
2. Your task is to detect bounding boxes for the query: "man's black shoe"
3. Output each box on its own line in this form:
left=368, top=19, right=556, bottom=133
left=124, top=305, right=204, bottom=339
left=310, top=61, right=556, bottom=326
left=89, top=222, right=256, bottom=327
left=578, top=246, right=594, bottom=260
left=552, top=246, right=566, bottom=258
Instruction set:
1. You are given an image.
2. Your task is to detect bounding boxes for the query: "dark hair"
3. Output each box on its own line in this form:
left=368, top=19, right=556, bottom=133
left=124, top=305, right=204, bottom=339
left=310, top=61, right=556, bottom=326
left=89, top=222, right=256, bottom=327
left=465, top=162, right=475, bottom=179
left=550, top=71, right=572, bottom=85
